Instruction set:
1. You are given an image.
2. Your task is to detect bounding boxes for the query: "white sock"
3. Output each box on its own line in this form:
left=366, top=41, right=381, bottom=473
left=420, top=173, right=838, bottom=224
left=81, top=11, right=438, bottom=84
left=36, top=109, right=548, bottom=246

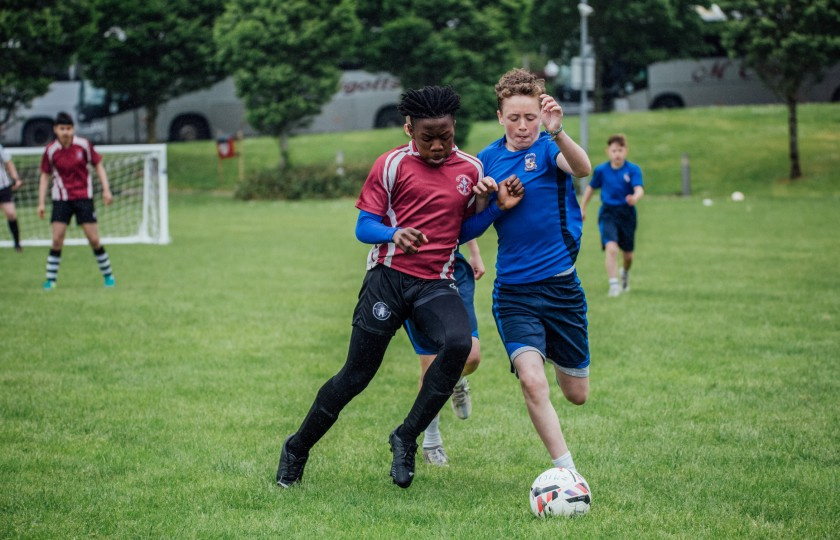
left=609, top=278, right=620, bottom=286
left=552, top=451, right=576, bottom=472
left=422, top=413, right=442, bottom=448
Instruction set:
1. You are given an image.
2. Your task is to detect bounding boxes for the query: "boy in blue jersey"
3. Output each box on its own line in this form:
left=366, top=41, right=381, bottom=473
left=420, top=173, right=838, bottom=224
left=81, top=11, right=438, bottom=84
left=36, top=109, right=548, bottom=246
left=580, top=134, right=645, bottom=296
left=460, top=68, right=592, bottom=477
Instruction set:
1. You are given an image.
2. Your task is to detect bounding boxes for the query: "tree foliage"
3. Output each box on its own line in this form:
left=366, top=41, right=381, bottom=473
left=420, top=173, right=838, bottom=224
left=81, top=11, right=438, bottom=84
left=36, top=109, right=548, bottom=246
left=0, top=0, right=89, bottom=126
left=77, top=0, right=226, bottom=142
left=354, top=0, right=528, bottom=145
left=215, top=0, right=361, bottom=165
left=530, top=0, right=714, bottom=107
left=718, top=0, right=840, bottom=178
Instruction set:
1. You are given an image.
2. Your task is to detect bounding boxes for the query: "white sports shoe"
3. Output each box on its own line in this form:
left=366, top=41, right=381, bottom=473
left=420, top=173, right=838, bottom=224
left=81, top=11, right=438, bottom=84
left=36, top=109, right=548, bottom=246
left=423, top=445, right=449, bottom=466
left=608, top=283, right=622, bottom=297
left=451, top=377, right=471, bottom=419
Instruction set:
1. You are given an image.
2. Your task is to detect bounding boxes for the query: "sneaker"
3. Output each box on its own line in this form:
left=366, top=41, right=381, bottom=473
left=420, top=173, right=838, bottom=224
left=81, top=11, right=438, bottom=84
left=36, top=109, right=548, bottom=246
left=42, top=280, right=57, bottom=291
left=14, top=245, right=22, bottom=253
left=451, top=377, right=472, bottom=420
left=422, top=445, right=448, bottom=466
left=104, top=275, right=116, bottom=288
left=276, top=435, right=308, bottom=488
left=620, top=268, right=630, bottom=292
left=608, top=282, right=621, bottom=297
left=389, top=427, right=418, bottom=488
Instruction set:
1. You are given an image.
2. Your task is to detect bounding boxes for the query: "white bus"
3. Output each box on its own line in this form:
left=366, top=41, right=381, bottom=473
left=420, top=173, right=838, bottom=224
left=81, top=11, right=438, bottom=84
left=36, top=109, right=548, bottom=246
left=623, top=57, right=840, bottom=110
left=1, top=70, right=404, bottom=146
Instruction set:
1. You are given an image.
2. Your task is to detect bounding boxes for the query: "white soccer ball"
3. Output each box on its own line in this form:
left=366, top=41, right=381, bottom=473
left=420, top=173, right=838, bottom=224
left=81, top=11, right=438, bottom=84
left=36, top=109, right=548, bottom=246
left=731, top=191, right=745, bottom=202
left=702, top=198, right=714, bottom=206
left=529, top=467, right=591, bottom=518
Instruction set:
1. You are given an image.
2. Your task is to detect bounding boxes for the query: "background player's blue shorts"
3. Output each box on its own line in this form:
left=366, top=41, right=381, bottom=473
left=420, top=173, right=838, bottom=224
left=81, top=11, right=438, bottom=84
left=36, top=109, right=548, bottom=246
left=405, top=252, right=478, bottom=355
left=598, top=204, right=637, bottom=252
left=492, top=270, right=589, bottom=378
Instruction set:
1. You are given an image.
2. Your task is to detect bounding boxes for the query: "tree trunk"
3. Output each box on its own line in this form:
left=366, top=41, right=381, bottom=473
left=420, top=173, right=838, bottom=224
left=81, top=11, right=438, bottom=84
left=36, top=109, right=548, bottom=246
left=787, top=96, right=801, bottom=179
left=146, top=103, right=158, bottom=144
left=277, top=132, right=289, bottom=170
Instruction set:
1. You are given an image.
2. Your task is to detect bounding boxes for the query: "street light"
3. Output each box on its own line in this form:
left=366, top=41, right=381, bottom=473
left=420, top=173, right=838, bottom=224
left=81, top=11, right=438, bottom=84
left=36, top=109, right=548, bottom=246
left=578, top=1, right=593, bottom=156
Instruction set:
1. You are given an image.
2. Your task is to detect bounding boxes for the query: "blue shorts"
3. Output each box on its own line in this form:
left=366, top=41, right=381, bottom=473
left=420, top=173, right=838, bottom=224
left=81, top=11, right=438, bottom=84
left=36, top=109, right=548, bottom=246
left=405, top=252, right=478, bottom=355
left=492, top=270, right=589, bottom=378
left=599, top=204, right=637, bottom=252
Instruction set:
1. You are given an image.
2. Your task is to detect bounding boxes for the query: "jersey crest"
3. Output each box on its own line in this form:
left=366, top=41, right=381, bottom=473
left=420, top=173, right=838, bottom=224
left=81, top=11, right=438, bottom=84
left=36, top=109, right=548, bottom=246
left=455, top=174, right=472, bottom=196
left=524, top=153, right=537, bottom=171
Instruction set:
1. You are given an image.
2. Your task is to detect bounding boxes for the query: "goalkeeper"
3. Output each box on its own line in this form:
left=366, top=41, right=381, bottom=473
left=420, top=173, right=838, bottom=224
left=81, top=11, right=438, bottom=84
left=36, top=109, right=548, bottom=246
left=37, top=112, right=116, bottom=290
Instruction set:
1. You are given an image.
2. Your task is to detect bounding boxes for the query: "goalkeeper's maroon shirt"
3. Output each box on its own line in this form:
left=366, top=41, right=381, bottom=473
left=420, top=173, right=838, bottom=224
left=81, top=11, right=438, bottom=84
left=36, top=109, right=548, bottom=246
left=40, top=136, right=102, bottom=201
left=356, top=140, right=483, bottom=280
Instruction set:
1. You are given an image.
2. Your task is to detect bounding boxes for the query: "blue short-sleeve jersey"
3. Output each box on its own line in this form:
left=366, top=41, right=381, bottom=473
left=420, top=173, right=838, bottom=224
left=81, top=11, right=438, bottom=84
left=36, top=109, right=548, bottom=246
left=589, top=160, right=643, bottom=207
left=477, top=133, right=583, bottom=285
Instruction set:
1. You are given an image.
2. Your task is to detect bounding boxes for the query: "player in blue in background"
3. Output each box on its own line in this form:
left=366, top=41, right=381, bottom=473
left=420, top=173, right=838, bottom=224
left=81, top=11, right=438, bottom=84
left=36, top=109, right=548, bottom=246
left=580, top=134, right=645, bottom=297
left=460, top=68, right=591, bottom=477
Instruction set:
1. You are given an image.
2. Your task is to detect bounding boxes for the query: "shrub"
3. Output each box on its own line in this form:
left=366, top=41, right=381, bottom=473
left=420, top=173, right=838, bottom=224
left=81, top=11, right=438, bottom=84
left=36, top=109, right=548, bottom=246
left=234, top=163, right=369, bottom=200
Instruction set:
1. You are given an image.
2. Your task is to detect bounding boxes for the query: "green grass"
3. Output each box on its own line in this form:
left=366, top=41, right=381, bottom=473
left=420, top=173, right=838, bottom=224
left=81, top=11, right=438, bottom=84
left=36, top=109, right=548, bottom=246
left=1, top=192, right=838, bottom=538
left=168, top=103, right=840, bottom=198
left=2, top=104, right=840, bottom=537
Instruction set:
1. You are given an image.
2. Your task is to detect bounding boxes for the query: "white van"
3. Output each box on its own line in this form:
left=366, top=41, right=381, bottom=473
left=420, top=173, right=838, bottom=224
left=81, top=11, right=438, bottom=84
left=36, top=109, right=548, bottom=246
left=624, top=57, right=840, bottom=110
left=1, top=70, right=403, bottom=146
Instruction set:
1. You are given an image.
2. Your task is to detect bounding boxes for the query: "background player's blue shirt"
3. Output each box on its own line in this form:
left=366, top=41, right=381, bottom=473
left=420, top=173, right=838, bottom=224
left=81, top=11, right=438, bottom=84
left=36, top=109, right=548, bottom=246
left=589, top=160, right=643, bottom=207
left=478, top=132, right=583, bottom=285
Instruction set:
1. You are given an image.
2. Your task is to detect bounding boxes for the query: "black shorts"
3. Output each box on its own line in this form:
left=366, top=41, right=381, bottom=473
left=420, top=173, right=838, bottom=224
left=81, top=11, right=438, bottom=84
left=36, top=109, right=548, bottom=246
left=598, top=204, right=637, bottom=252
left=352, top=264, right=466, bottom=337
left=51, top=199, right=97, bottom=225
left=0, top=186, right=13, bottom=204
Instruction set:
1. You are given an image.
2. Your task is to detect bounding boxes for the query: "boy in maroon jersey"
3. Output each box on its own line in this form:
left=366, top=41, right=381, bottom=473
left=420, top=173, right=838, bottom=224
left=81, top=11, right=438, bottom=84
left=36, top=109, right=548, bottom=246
left=37, top=112, right=115, bottom=289
left=276, top=86, right=523, bottom=489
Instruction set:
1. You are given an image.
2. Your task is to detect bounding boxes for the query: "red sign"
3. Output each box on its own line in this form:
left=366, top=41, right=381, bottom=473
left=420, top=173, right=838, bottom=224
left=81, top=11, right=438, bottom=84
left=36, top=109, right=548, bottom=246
left=217, top=137, right=236, bottom=159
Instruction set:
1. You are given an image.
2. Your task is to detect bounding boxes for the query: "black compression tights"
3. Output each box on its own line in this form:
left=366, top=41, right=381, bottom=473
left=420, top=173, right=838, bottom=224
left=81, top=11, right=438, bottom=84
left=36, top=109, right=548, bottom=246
left=290, top=294, right=471, bottom=453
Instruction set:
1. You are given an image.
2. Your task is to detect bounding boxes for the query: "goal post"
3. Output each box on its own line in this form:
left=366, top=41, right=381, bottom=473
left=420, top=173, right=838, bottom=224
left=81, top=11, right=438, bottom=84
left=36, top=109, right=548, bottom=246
left=1, top=144, right=170, bottom=247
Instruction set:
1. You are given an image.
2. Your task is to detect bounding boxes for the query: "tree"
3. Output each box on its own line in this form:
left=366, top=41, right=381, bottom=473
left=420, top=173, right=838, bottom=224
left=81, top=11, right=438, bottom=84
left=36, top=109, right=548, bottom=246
left=77, top=0, right=226, bottom=143
left=718, top=0, right=840, bottom=179
left=354, top=0, right=528, bottom=146
left=529, top=0, right=714, bottom=110
left=215, top=0, right=361, bottom=167
left=0, top=0, right=89, bottom=126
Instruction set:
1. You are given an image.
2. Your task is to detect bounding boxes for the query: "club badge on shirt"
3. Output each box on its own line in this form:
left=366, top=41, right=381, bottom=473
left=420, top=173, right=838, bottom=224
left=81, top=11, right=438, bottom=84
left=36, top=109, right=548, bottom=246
left=524, top=153, right=537, bottom=171
left=455, top=175, right=472, bottom=196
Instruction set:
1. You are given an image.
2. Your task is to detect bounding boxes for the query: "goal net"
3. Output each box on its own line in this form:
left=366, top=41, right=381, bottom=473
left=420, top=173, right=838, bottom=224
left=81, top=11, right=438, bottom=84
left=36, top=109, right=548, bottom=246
left=1, top=144, right=170, bottom=247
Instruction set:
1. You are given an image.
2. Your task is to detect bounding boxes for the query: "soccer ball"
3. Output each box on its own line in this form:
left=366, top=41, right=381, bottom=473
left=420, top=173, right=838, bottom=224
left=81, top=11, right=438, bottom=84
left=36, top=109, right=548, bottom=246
left=529, top=467, right=591, bottom=518
left=731, top=191, right=745, bottom=202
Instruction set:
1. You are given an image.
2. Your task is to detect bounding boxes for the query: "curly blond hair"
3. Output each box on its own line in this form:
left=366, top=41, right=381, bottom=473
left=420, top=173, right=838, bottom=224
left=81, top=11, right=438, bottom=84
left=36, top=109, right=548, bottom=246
left=494, top=68, right=545, bottom=110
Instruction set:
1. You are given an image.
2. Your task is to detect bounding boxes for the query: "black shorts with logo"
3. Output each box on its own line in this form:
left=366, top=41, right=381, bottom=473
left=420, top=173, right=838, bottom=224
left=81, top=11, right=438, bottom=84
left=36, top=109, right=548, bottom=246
left=0, top=186, right=13, bottom=204
left=352, top=264, right=465, bottom=337
left=51, top=199, right=97, bottom=225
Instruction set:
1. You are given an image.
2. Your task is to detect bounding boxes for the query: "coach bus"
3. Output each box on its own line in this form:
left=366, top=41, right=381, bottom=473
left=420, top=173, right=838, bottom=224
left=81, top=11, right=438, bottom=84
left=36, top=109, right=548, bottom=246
left=622, top=57, right=840, bottom=110
left=1, top=70, right=404, bottom=146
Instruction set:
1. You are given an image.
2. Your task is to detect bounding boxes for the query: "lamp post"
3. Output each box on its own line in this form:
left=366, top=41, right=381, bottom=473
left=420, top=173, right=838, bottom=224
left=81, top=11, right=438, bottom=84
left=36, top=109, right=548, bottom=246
left=577, top=1, right=593, bottom=155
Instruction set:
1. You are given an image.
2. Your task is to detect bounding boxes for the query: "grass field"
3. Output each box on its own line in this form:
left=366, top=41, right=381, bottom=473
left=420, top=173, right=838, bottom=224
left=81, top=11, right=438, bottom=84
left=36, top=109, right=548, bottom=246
left=2, top=105, right=840, bottom=538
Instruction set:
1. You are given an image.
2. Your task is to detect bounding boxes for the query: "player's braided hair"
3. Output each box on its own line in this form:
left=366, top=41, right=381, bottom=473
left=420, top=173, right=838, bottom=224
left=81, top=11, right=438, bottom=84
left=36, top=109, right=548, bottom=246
left=398, top=86, right=460, bottom=121
left=494, top=68, right=546, bottom=109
